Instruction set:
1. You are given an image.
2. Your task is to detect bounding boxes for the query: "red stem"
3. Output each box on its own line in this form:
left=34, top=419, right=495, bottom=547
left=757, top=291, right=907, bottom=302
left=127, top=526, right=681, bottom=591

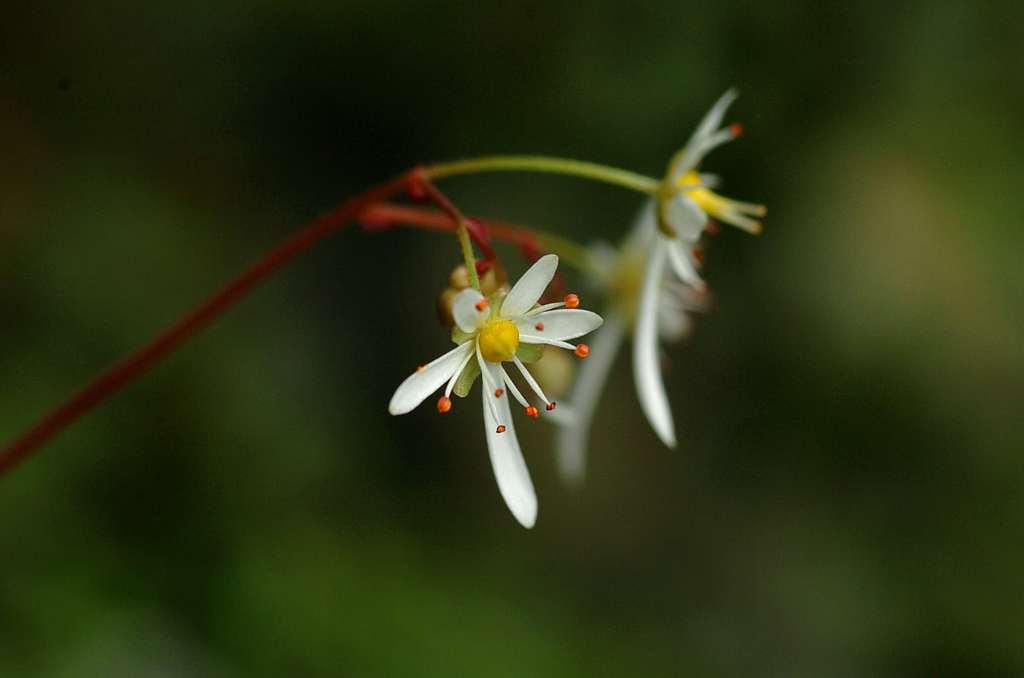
left=0, top=172, right=412, bottom=480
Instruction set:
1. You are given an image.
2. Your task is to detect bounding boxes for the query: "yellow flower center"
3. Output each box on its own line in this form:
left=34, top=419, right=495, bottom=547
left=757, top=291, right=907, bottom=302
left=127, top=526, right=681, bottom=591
left=678, top=170, right=719, bottom=216
left=477, top=320, right=519, bottom=363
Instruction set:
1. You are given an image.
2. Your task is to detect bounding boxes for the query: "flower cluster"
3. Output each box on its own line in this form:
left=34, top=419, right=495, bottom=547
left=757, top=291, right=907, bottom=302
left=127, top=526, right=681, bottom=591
left=386, top=89, right=762, bottom=525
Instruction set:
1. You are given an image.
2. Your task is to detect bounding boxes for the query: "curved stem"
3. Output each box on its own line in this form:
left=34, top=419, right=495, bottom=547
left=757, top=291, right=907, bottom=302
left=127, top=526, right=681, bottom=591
left=423, top=156, right=661, bottom=195
left=360, top=204, right=596, bottom=275
left=0, top=172, right=412, bottom=481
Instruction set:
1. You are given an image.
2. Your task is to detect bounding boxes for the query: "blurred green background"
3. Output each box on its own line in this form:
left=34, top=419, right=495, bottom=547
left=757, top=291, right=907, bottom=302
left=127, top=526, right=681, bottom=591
left=2, top=1, right=1023, bottom=676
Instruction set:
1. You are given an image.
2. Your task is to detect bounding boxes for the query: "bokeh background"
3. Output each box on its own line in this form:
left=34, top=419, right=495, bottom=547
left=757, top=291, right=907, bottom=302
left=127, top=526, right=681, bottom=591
left=2, top=1, right=1023, bottom=676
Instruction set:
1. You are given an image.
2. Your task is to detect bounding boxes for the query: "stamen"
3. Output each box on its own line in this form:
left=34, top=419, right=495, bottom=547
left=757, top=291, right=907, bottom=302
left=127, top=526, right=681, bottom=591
left=495, top=389, right=504, bottom=397
left=729, top=122, right=744, bottom=138
left=476, top=344, right=501, bottom=425
left=525, top=406, right=539, bottom=418
left=475, top=299, right=489, bottom=312
left=496, top=425, right=506, bottom=433
left=498, top=364, right=531, bottom=408
left=444, top=344, right=476, bottom=398
left=416, top=365, right=426, bottom=373
left=545, top=403, right=556, bottom=411
left=535, top=323, right=544, bottom=331
left=564, top=294, right=579, bottom=309
left=523, top=301, right=565, bottom=316
left=437, top=396, right=452, bottom=413
left=511, top=356, right=549, bottom=405
left=574, top=344, right=590, bottom=358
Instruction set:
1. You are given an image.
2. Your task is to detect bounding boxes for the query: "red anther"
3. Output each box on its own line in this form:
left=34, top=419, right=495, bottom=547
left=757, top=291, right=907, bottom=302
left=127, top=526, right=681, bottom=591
left=535, top=323, right=544, bottom=331
left=475, top=299, right=489, bottom=312
left=574, top=344, right=590, bottom=359
left=692, top=245, right=706, bottom=267
left=474, top=260, right=493, bottom=276
left=496, top=425, right=506, bottom=433
left=405, top=171, right=430, bottom=203
left=704, top=220, right=721, bottom=236
left=495, top=389, right=504, bottom=398
left=545, top=402, right=556, bottom=411
left=564, top=294, right=580, bottom=309
left=729, top=122, right=744, bottom=138
left=525, top=406, right=539, bottom=418
left=437, top=396, right=452, bottom=413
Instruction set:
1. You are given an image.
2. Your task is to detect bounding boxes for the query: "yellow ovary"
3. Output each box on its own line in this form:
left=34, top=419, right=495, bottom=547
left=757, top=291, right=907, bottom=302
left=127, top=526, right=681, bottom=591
left=478, top=320, right=520, bottom=363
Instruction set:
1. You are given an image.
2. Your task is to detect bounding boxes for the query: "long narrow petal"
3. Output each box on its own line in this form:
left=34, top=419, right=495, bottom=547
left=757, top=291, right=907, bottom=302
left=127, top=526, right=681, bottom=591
left=388, top=342, right=474, bottom=415
left=502, top=254, right=558, bottom=317
left=514, top=309, right=603, bottom=343
left=633, top=242, right=677, bottom=447
left=554, top=314, right=625, bottom=485
left=481, top=360, right=538, bottom=528
left=452, top=288, right=489, bottom=333
left=671, top=89, right=739, bottom=182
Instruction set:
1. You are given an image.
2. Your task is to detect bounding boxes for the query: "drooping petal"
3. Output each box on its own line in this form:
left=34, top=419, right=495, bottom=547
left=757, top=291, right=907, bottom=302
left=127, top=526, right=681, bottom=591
left=389, top=341, right=475, bottom=415
left=633, top=241, right=677, bottom=448
left=664, top=192, right=708, bottom=242
left=514, top=309, right=603, bottom=343
left=664, top=237, right=706, bottom=291
left=452, top=288, right=489, bottom=334
left=502, top=254, right=558, bottom=317
left=553, top=313, right=625, bottom=485
left=481, top=360, right=538, bottom=528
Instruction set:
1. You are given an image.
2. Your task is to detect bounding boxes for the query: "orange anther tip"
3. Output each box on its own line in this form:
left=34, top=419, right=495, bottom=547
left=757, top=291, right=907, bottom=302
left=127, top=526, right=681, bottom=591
left=437, top=396, right=452, bottom=413
left=416, top=365, right=426, bottom=373
left=729, top=122, right=744, bottom=138
left=495, top=389, right=504, bottom=397
left=475, top=299, right=489, bottom=312
left=545, top=402, right=556, bottom=411
left=564, top=294, right=580, bottom=309
left=535, top=323, right=544, bottom=331
left=525, top=406, right=539, bottom=418
left=574, top=344, right=590, bottom=359
left=496, top=425, right=506, bottom=433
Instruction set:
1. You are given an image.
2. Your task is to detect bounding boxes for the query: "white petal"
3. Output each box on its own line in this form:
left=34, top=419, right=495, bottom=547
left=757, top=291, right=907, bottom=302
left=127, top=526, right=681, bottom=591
left=388, top=342, right=475, bottom=415
left=633, top=242, right=677, bottom=447
left=481, top=360, right=538, bottom=528
left=553, top=314, right=625, bottom=485
left=665, top=237, right=706, bottom=291
left=665, top=193, right=708, bottom=242
left=502, top=254, right=559, bottom=317
left=452, top=288, right=489, bottom=334
left=515, top=309, right=603, bottom=343
left=671, top=88, right=738, bottom=182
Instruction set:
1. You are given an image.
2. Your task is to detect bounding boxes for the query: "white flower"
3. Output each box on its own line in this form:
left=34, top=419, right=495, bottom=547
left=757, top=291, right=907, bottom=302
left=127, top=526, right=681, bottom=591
left=553, top=202, right=710, bottom=482
left=389, top=254, right=603, bottom=527
left=659, top=88, right=766, bottom=243
left=554, top=90, right=763, bottom=482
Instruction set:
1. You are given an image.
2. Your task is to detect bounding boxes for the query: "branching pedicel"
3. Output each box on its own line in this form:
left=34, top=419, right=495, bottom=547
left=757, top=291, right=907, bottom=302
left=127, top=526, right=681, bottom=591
left=0, top=90, right=764, bottom=527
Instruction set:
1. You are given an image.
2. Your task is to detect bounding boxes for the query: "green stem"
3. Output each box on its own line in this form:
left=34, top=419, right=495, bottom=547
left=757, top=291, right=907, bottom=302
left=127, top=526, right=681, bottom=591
left=456, top=220, right=481, bottom=291
left=424, top=156, right=661, bottom=195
